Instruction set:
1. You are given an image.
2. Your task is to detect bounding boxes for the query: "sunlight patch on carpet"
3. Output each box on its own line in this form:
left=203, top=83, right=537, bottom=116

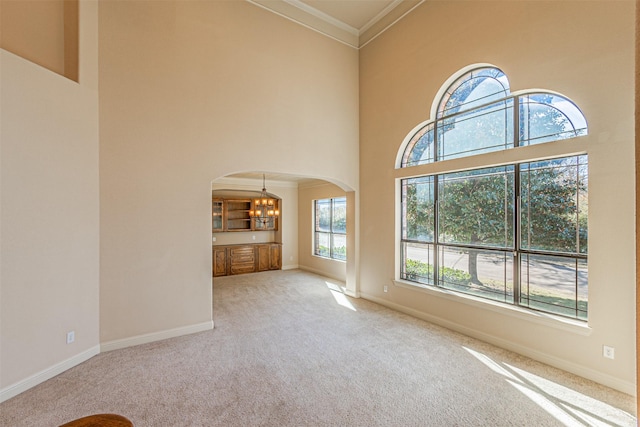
left=326, top=281, right=356, bottom=311
left=463, top=347, right=636, bottom=427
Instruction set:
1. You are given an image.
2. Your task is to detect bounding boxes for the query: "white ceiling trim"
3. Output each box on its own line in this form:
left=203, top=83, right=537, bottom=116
left=248, top=0, right=360, bottom=48
left=359, top=0, right=424, bottom=48
left=248, top=0, right=424, bottom=49
left=283, top=0, right=359, bottom=36
left=359, top=0, right=405, bottom=34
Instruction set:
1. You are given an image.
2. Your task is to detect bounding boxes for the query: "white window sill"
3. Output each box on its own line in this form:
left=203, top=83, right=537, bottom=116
left=392, top=279, right=592, bottom=336
left=312, top=254, right=347, bottom=263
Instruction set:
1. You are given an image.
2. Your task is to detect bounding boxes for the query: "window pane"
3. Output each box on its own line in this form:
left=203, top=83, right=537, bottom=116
left=438, top=246, right=514, bottom=303
left=439, top=166, right=514, bottom=248
left=438, top=68, right=510, bottom=118
left=402, top=123, right=435, bottom=167
left=315, top=232, right=330, bottom=257
left=438, top=99, right=514, bottom=160
left=332, top=197, right=347, bottom=234
left=402, top=242, right=434, bottom=285
left=402, top=177, right=435, bottom=242
left=520, top=155, right=587, bottom=254
left=315, top=199, right=331, bottom=232
left=520, top=254, right=587, bottom=320
left=314, top=197, right=348, bottom=261
left=520, top=94, right=588, bottom=146
left=331, top=233, right=347, bottom=261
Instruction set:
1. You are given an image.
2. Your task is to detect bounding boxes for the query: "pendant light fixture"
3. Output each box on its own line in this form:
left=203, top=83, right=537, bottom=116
left=249, top=174, right=279, bottom=228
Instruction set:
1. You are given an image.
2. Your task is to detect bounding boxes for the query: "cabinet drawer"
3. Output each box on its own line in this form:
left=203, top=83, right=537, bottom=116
left=230, top=262, right=255, bottom=275
left=228, top=247, right=255, bottom=262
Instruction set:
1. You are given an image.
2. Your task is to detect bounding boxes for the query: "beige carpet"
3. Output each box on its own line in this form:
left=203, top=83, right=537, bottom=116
left=0, top=269, right=636, bottom=426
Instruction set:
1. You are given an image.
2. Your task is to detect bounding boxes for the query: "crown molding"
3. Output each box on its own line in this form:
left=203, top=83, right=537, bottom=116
left=248, top=0, right=359, bottom=48
left=283, top=0, right=359, bottom=36
left=360, top=0, right=424, bottom=48
left=247, top=0, right=424, bottom=49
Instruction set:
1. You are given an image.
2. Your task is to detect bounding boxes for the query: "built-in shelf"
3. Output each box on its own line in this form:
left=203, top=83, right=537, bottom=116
left=212, top=197, right=279, bottom=232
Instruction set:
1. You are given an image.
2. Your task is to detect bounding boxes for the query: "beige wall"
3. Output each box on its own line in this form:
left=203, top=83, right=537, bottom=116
left=0, top=1, right=99, bottom=399
left=0, top=0, right=78, bottom=81
left=298, top=182, right=348, bottom=282
left=98, top=0, right=359, bottom=344
left=359, top=1, right=635, bottom=394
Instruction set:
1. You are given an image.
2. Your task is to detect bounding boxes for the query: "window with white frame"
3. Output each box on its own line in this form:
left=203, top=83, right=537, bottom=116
left=397, top=66, right=588, bottom=320
left=314, top=197, right=347, bottom=261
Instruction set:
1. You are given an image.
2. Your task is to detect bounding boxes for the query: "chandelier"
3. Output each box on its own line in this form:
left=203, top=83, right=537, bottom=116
left=249, top=174, right=279, bottom=228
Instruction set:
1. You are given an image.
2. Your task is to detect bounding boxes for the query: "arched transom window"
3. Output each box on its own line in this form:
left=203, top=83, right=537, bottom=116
left=396, top=66, right=588, bottom=321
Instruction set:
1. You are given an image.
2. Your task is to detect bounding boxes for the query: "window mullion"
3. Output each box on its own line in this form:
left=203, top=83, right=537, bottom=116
left=329, top=199, right=333, bottom=258
left=434, top=175, right=440, bottom=286
left=434, top=118, right=439, bottom=162
left=575, top=158, right=581, bottom=255
left=514, top=95, right=520, bottom=148
left=330, top=233, right=334, bottom=259
left=330, top=198, right=334, bottom=234
left=513, top=164, right=521, bottom=306
left=574, top=258, right=579, bottom=318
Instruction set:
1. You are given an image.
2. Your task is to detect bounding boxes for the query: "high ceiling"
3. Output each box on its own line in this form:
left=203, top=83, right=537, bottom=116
left=224, top=1, right=424, bottom=186
left=248, top=0, right=423, bottom=48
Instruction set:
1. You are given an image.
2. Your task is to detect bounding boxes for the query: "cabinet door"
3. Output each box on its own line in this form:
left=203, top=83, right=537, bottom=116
left=257, top=245, right=271, bottom=272
left=212, top=199, right=224, bottom=232
left=213, top=247, right=227, bottom=277
left=269, top=244, right=282, bottom=270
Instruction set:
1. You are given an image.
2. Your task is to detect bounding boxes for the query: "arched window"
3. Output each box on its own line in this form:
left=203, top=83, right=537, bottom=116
left=396, top=66, right=589, bottom=321
left=400, top=67, right=587, bottom=167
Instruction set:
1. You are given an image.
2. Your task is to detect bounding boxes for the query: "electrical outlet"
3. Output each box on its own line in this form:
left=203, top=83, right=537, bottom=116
left=66, top=331, right=75, bottom=344
left=603, top=345, right=615, bottom=360
left=383, top=285, right=388, bottom=293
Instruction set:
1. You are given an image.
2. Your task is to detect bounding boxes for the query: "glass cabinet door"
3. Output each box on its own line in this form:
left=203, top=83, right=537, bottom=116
left=212, top=199, right=224, bottom=232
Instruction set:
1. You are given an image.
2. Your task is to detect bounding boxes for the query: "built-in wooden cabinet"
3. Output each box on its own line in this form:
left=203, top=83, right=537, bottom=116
left=212, top=243, right=282, bottom=277
left=212, top=194, right=281, bottom=277
left=212, top=197, right=279, bottom=232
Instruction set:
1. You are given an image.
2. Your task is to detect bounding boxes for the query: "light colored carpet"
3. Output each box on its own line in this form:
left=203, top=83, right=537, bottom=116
left=0, top=269, right=636, bottom=426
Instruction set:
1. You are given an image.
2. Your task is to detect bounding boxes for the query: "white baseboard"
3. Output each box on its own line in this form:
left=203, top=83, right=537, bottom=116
left=360, top=292, right=636, bottom=396
left=1, top=321, right=215, bottom=403
left=344, top=288, right=359, bottom=298
left=0, top=345, right=100, bottom=403
left=100, top=321, right=214, bottom=353
left=297, top=265, right=346, bottom=284
left=282, top=264, right=299, bottom=271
